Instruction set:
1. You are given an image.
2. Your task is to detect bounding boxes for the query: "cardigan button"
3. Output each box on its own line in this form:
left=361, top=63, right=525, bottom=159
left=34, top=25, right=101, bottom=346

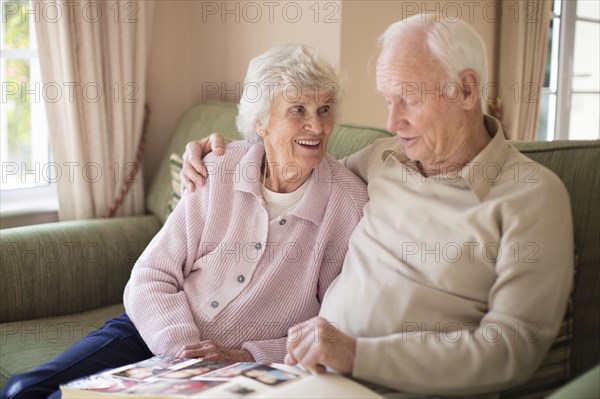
left=237, top=275, right=245, bottom=283
left=210, top=301, right=219, bottom=308
left=279, top=219, right=286, bottom=225
left=255, top=242, right=262, bottom=250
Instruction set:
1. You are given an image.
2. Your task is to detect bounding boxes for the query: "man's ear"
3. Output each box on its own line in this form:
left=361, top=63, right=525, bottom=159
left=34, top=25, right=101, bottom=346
left=459, top=69, right=481, bottom=111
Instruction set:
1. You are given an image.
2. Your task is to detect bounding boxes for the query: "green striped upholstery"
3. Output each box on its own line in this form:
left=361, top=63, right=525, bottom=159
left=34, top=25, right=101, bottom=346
left=168, top=153, right=183, bottom=215
left=0, top=216, right=161, bottom=323
left=0, top=304, right=125, bottom=387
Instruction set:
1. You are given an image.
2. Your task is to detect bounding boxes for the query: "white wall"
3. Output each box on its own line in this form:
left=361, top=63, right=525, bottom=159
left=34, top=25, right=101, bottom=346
left=340, top=0, right=498, bottom=128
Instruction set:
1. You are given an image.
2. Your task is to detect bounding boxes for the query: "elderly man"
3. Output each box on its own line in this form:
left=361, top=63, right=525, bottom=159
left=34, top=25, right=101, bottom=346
left=181, top=14, right=573, bottom=396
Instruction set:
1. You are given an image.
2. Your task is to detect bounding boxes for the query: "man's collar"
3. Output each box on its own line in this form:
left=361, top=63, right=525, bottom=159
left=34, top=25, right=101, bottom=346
left=381, top=115, right=509, bottom=202
left=234, top=144, right=332, bottom=225
left=460, top=115, right=510, bottom=201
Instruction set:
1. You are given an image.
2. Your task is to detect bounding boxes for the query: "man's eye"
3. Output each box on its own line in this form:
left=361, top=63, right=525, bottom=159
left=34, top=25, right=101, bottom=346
left=403, top=94, right=420, bottom=106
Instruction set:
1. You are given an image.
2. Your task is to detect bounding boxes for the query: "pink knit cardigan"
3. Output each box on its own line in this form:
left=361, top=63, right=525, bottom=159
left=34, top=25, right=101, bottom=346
left=124, top=142, right=368, bottom=363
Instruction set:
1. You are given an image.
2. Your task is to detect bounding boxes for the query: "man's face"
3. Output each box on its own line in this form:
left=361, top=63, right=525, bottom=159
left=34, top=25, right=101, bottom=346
left=376, top=39, right=470, bottom=167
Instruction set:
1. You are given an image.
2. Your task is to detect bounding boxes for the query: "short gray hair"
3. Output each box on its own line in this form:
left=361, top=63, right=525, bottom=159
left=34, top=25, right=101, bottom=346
left=379, top=14, right=488, bottom=98
left=236, top=44, right=341, bottom=143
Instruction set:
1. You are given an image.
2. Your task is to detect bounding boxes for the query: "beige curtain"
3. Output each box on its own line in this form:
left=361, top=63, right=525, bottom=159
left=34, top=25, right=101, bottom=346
left=34, top=0, right=155, bottom=220
left=497, top=0, right=551, bottom=140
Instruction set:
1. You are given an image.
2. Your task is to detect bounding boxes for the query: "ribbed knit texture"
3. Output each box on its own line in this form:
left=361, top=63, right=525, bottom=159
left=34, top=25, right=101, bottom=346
left=124, top=142, right=368, bottom=363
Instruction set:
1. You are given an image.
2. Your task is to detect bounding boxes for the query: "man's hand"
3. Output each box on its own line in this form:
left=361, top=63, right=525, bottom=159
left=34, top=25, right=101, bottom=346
left=176, top=340, right=253, bottom=362
left=285, top=316, right=356, bottom=375
left=180, top=133, right=227, bottom=192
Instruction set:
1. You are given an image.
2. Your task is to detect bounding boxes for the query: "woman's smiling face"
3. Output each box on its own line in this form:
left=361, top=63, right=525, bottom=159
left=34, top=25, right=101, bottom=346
left=260, top=90, right=335, bottom=175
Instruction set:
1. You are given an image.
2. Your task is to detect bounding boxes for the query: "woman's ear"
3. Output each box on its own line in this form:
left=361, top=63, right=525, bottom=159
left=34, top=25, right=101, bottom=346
left=459, top=69, right=481, bottom=111
left=253, top=122, right=263, bottom=137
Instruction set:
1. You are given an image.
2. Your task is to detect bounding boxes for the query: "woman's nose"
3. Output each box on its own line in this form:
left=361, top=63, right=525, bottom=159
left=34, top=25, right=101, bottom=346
left=304, top=113, right=323, bottom=134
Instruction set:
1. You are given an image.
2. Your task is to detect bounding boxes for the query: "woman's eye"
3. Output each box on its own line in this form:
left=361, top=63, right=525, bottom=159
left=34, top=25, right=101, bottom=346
left=318, top=105, right=330, bottom=114
left=290, top=106, right=304, bottom=114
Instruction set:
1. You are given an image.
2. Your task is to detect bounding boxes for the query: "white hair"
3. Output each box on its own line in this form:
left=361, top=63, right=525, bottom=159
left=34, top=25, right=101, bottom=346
left=236, top=44, right=341, bottom=143
left=379, top=14, right=488, bottom=99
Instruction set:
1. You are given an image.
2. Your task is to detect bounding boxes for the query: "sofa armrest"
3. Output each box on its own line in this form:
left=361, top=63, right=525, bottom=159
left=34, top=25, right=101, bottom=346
left=547, top=365, right=600, bottom=398
left=0, top=215, right=161, bottom=323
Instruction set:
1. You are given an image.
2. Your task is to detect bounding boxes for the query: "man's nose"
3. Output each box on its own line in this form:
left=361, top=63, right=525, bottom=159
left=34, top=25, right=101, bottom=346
left=386, top=103, right=408, bottom=132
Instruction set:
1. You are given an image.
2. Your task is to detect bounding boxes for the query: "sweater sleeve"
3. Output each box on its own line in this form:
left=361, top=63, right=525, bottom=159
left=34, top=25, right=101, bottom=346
left=241, top=337, right=288, bottom=363
left=123, top=189, right=206, bottom=356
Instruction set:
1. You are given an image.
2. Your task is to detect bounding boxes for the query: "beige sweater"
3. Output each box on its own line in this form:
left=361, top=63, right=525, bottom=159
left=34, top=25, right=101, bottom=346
left=320, top=116, right=574, bottom=395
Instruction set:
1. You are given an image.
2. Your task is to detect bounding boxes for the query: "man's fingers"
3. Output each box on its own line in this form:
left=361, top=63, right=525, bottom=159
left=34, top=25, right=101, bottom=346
left=284, top=353, right=297, bottom=365
left=180, top=175, right=194, bottom=194
left=189, top=155, right=209, bottom=181
left=289, top=332, right=316, bottom=366
left=181, top=164, right=205, bottom=191
left=297, top=343, right=327, bottom=374
left=286, top=317, right=322, bottom=360
left=180, top=134, right=227, bottom=193
left=209, top=133, right=226, bottom=155
left=181, top=140, right=210, bottom=189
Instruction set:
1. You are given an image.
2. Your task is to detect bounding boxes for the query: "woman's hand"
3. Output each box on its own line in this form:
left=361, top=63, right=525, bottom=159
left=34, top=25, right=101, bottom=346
left=181, top=133, right=227, bottom=192
left=176, top=340, right=254, bottom=362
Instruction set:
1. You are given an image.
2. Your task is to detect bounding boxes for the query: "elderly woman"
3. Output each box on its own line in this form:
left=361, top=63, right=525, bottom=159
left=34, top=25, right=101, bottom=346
left=2, top=44, right=368, bottom=399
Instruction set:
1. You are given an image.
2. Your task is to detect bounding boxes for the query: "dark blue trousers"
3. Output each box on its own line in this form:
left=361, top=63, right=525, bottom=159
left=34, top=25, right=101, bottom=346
left=1, top=313, right=154, bottom=399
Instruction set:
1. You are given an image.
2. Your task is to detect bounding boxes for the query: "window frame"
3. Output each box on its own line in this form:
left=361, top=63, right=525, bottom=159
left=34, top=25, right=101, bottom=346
left=550, top=0, right=600, bottom=140
left=1, top=0, right=57, bottom=221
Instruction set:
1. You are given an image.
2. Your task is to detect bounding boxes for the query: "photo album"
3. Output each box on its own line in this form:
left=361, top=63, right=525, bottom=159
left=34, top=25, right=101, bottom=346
left=60, top=355, right=383, bottom=398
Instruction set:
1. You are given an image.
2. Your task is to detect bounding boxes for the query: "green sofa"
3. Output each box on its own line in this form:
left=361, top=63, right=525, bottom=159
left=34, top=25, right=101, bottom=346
left=1, top=102, right=599, bottom=397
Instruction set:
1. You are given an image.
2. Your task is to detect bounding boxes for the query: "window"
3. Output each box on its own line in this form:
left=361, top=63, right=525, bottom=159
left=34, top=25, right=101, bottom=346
left=1, top=0, right=57, bottom=222
left=1, top=0, right=51, bottom=190
left=538, top=0, right=600, bottom=140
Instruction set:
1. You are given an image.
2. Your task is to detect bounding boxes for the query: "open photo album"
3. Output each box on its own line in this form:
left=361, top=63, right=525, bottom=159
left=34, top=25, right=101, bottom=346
left=60, top=355, right=384, bottom=398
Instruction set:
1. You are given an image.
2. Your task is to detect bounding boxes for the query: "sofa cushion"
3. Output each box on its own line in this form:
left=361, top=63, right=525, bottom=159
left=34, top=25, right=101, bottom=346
left=146, top=103, right=241, bottom=223
left=0, top=304, right=125, bottom=387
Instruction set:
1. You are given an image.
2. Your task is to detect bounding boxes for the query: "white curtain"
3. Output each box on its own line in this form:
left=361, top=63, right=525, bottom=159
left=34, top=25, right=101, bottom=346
left=34, top=0, right=155, bottom=220
left=497, top=0, right=551, bottom=140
